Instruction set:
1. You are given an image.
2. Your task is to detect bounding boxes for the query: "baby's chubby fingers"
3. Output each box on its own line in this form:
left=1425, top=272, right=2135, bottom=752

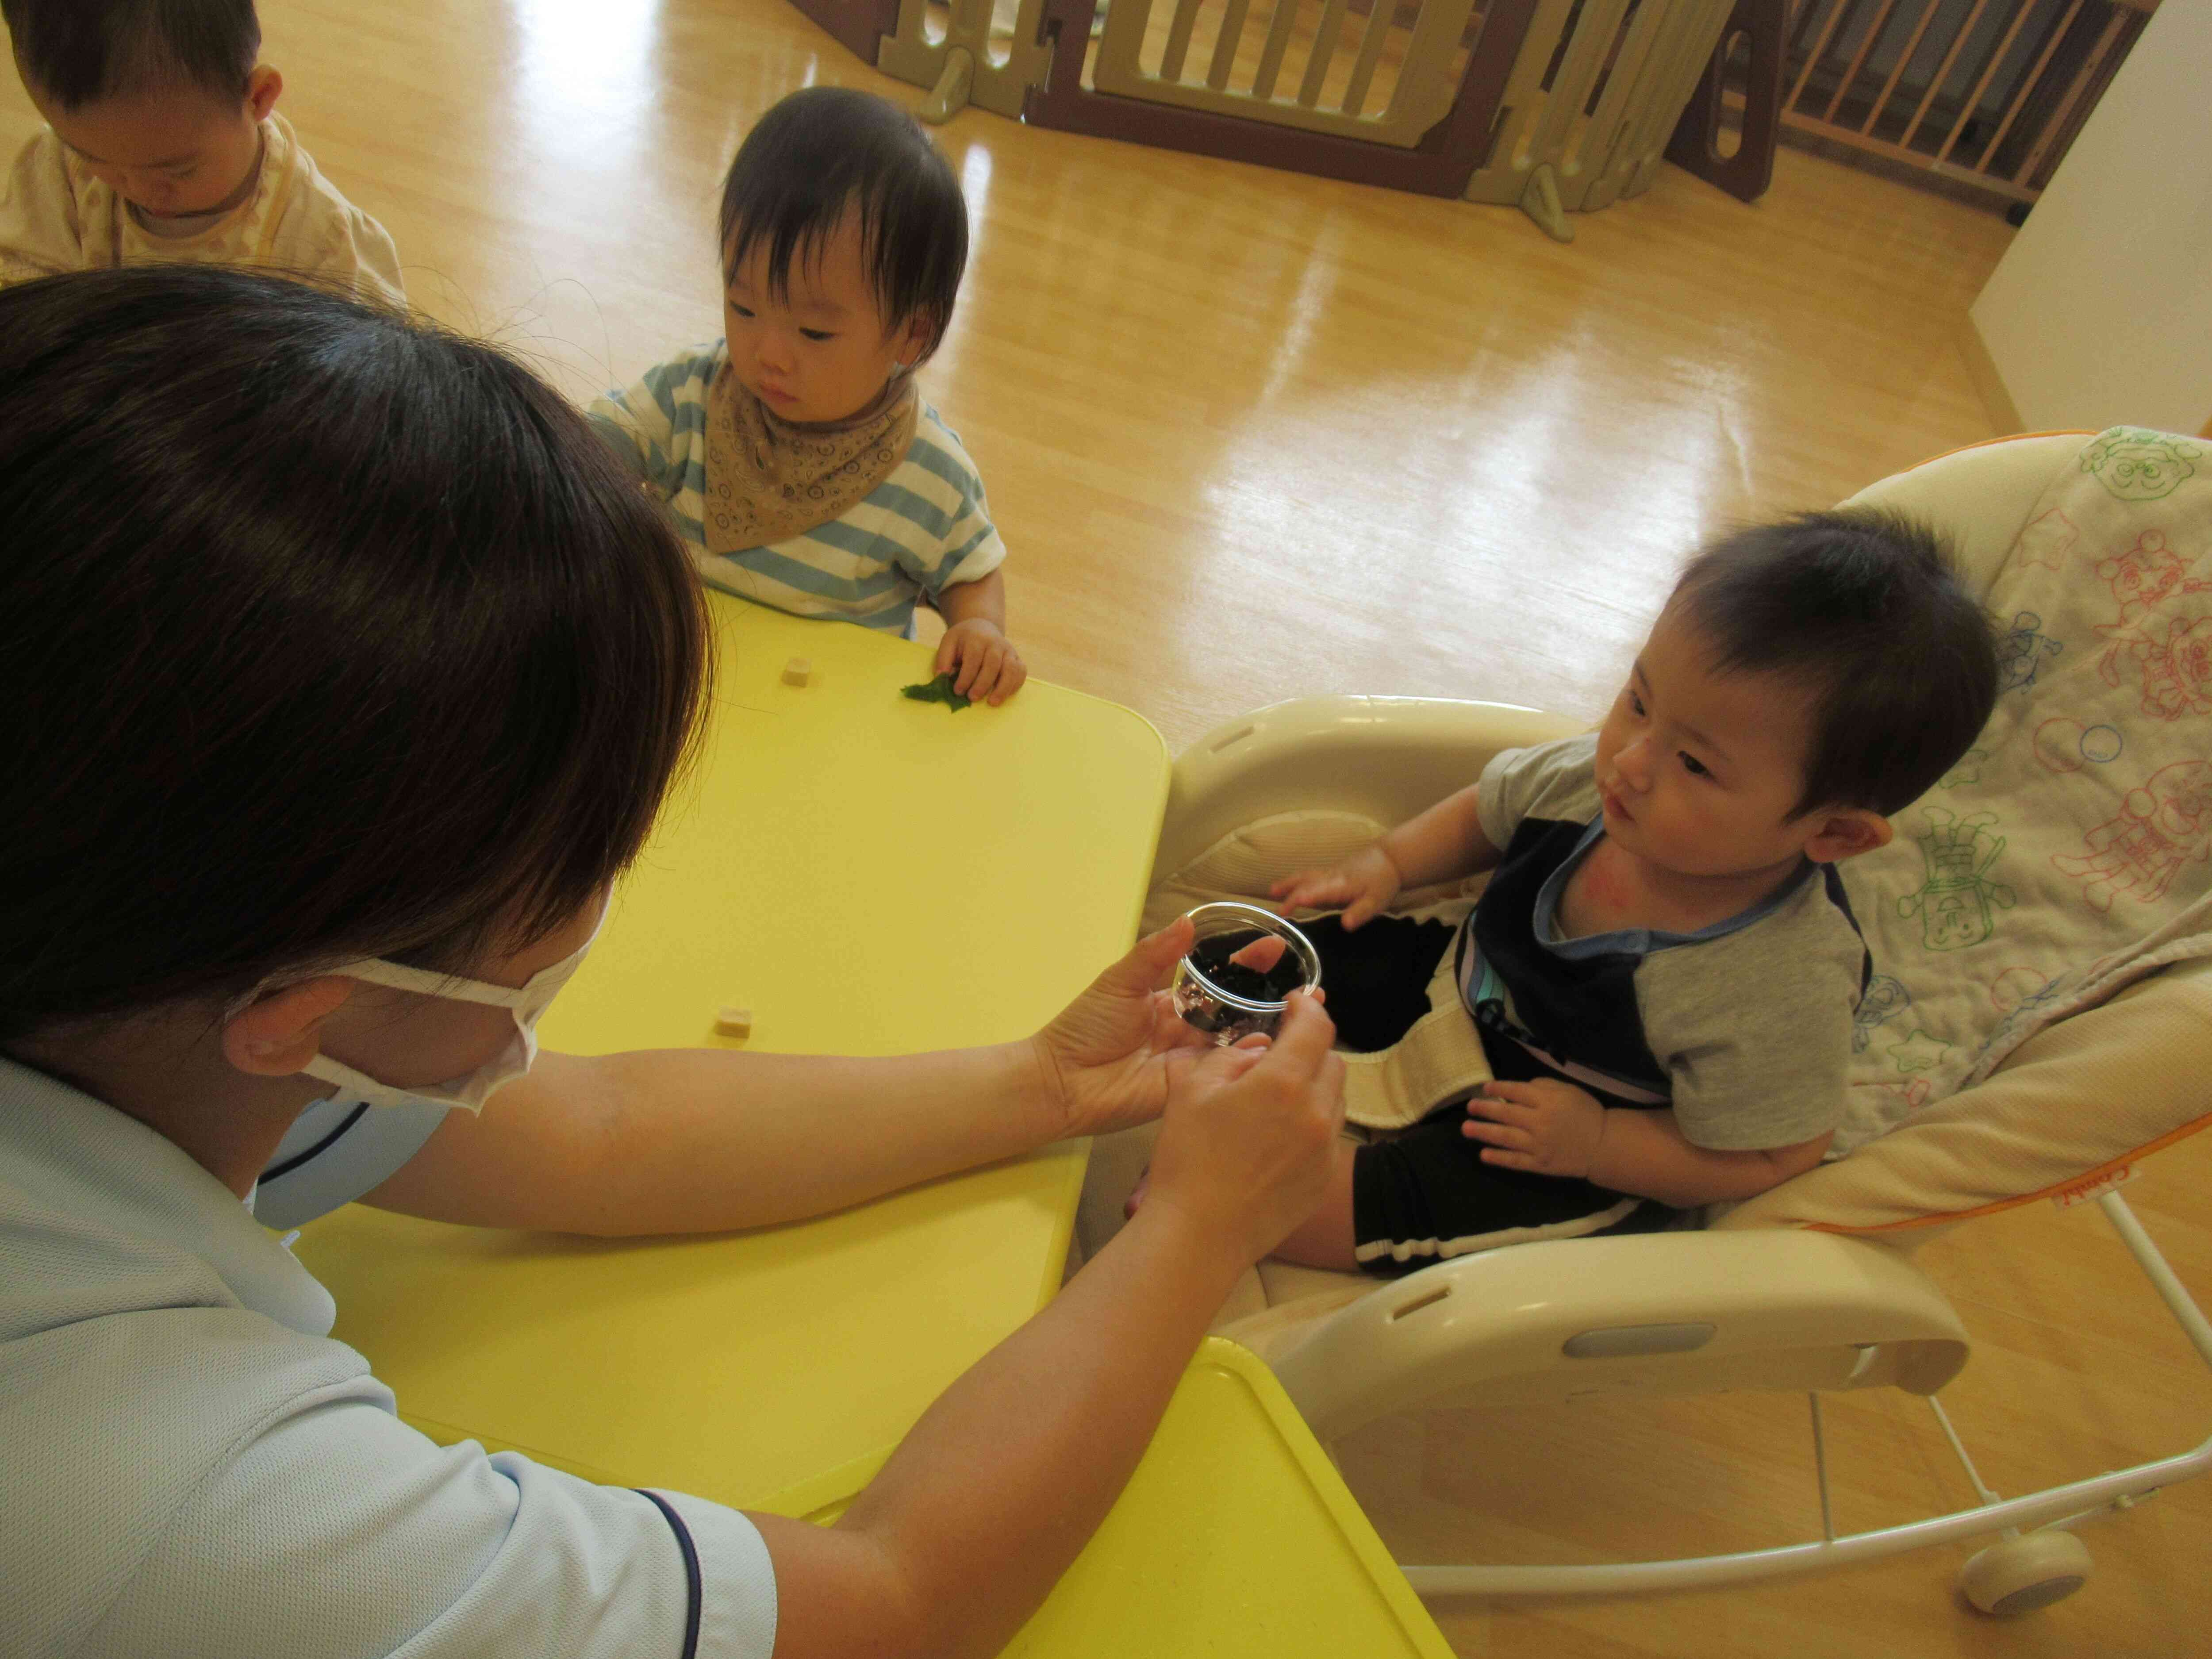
left=1459, top=1078, right=1605, bottom=1175
left=1459, top=1113, right=1532, bottom=1147
left=1464, top=1079, right=1548, bottom=1113
left=1268, top=868, right=1342, bottom=910
left=951, top=638, right=992, bottom=699
left=984, top=650, right=1027, bottom=706
left=1340, top=891, right=1388, bottom=930
left=1227, top=935, right=1289, bottom=974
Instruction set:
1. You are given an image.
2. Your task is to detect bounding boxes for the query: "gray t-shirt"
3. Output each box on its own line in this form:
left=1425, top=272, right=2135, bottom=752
left=1467, top=736, right=1867, bottom=1151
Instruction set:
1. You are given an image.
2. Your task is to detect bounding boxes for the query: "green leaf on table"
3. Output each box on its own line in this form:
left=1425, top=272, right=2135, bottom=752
left=901, top=672, right=972, bottom=711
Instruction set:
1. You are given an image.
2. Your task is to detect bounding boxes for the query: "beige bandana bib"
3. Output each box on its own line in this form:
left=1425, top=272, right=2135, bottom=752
left=703, top=361, right=918, bottom=552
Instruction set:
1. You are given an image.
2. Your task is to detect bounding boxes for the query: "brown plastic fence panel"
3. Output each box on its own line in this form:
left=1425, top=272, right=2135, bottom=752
left=1022, top=0, right=1548, bottom=197
left=786, top=0, right=906, bottom=62
left=1666, top=0, right=1787, bottom=200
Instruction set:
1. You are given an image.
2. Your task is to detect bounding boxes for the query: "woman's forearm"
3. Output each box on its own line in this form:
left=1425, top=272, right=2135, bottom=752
left=365, top=1041, right=1063, bottom=1235
left=753, top=1198, right=1250, bottom=1659
left=751, top=1000, right=1344, bottom=1659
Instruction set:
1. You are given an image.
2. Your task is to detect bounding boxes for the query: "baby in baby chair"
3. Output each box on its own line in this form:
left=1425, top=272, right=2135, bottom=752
left=590, top=86, right=1025, bottom=704
left=1267, top=511, right=2001, bottom=1275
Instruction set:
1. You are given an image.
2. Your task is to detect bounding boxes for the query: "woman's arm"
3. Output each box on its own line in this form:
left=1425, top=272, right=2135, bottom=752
left=364, top=921, right=1212, bottom=1236
left=752, top=996, right=1345, bottom=1659
left=362, top=1043, right=1056, bottom=1234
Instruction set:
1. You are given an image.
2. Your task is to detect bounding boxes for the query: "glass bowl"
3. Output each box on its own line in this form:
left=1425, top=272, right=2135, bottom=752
left=1171, top=902, right=1322, bottom=1046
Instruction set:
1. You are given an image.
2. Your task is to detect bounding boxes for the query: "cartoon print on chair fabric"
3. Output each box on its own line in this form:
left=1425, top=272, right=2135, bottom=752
left=1997, top=611, right=2065, bottom=693
left=1938, top=748, right=1991, bottom=789
left=1863, top=1076, right=1932, bottom=1118
left=2052, top=760, right=2212, bottom=913
left=1897, top=807, right=2015, bottom=951
left=1978, top=966, right=2076, bottom=1060
left=2093, top=530, right=2209, bottom=614
left=2089, top=528, right=2212, bottom=719
left=1831, top=427, right=2212, bottom=1154
left=1886, top=1029, right=1954, bottom=1076
left=2017, top=507, right=2078, bottom=572
left=1851, top=975, right=1912, bottom=1053
left=2033, top=718, right=2124, bottom=774
left=2102, top=610, right=2212, bottom=722
left=2080, top=429, right=2204, bottom=502
left=1990, top=965, right=2068, bottom=1019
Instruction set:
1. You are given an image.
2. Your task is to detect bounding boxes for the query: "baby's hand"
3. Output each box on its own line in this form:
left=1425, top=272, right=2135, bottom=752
left=1461, top=1079, right=1607, bottom=1177
left=1271, top=844, right=1402, bottom=929
left=936, top=618, right=1027, bottom=706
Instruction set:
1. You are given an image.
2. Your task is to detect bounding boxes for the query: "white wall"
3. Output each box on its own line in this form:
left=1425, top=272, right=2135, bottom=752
left=1969, top=0, right=2212, bottom=437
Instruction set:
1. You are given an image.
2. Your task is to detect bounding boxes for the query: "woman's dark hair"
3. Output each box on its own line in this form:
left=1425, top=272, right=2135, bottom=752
left=2, top=0, right=258, bottom=108
left=0, top=266, right=711, bottom=1042
left=1669, top=509, right=1999, bottom=819
left=717, top=85, right=969, bottom=363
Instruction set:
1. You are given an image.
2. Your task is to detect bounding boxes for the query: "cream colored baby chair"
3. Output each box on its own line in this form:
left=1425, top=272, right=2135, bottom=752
left=1079, top=430, right=2212, bottom=1615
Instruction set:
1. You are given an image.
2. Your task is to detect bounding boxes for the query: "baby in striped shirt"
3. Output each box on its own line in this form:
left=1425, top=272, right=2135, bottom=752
left=590, top=87, right=1025, bottom=704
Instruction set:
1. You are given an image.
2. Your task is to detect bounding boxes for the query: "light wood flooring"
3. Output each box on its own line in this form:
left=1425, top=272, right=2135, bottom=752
left=6, top=2, right=2203, bottom=1653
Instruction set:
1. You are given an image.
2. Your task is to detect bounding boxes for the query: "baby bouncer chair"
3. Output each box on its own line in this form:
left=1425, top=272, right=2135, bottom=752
left=1079, top=428, right=2212, bottom=1615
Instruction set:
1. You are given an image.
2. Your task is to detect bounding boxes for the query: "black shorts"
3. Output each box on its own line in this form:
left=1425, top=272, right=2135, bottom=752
left=1348, top=1109, right=1678, bottom=1275
left=1298, top=913, right=1678, bottom=1277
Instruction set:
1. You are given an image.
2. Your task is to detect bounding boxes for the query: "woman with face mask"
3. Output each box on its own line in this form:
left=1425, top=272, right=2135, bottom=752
left=0, top=267, right=1345, bottom=1659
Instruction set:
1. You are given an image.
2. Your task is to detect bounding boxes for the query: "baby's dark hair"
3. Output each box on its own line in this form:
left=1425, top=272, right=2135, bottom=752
left=3, top=0, right=258, bottom=109
left=0, top=266, right=711, bottom=1044
left=717, top=86, right=968, bottom=363
left=1669, top=510, right=1998, bottom=819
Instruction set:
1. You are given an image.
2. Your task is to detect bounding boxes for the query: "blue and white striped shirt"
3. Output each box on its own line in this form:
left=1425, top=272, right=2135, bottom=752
left=589, top=341, right=1006, bottom=636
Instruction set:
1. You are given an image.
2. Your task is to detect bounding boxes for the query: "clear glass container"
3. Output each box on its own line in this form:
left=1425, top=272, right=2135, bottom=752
left=1171, top=902, right=1323, bottom=1046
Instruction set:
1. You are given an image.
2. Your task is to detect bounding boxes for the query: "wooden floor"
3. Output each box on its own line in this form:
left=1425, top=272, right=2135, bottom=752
left=7, top=2, right=2203, bottom=1653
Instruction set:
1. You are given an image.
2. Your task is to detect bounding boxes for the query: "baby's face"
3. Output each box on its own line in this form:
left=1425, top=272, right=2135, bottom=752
left=31, top=74, right=273, bottom=219
left=1592, top=609, right=1826, bottom=882
left=723, top=215, right=932, bottom=425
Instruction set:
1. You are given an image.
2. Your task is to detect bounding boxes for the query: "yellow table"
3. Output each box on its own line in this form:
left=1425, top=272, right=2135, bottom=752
left=296, top=595, right=1171, bottom=1506
left=777, top=1341, right=1455, bottom=1659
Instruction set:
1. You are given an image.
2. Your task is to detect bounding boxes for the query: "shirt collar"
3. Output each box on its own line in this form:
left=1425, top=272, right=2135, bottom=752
left=0, top=1055, right=336, bottom=1336
left=1533, top=817, right=1819, bottom=957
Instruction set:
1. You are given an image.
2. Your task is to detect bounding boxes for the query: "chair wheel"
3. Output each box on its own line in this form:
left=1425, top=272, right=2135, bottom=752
left=1959, top=1530, right=2091, bottom=1615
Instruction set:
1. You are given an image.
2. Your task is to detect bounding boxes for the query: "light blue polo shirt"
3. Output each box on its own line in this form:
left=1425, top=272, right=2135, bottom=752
left=0, top=1056, right=777, bottom=1658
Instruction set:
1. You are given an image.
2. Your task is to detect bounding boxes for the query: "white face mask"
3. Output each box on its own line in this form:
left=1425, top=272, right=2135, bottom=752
left=297, top=908, right=603, bottom=1114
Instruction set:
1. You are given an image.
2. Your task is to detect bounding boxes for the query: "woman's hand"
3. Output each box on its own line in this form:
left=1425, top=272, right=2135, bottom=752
left=1141, top=991, right=1346, bottom=1266
left=756, top=997, right=1344, bottom=1659
left=1271, top=843, right=1403, bottom=929
left=1029, top=916, right=1216, bottom=1139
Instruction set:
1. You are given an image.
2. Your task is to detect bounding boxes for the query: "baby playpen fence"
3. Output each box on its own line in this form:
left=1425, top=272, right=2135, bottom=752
left=791, top=0, right=1767, bottom=235
left=1773, top=0, right=2156, bottom=208
left=792, top=0, right=2147, bottom=224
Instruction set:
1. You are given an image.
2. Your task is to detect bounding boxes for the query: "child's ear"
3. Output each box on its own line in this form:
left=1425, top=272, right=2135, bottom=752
left=893, top=311, right=937, bottom=370
left=220, top=975, right=350, bottom=1078
left=246, top=65, right=284, bottom=123
left=1803, top=807, right=1893, bottom=865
